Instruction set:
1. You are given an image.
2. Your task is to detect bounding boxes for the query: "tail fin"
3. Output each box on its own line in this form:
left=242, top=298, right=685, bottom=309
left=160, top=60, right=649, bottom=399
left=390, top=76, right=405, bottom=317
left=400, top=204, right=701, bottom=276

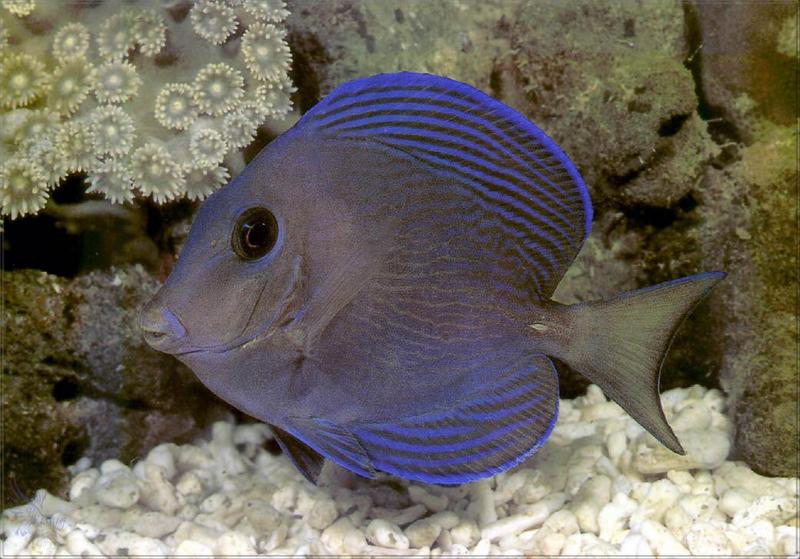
left=536, top=272, right=725, bottom=454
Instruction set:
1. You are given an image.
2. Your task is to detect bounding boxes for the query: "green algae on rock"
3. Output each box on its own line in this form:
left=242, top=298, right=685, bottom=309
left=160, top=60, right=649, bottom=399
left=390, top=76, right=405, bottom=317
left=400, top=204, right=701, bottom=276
left=504, top=1, right=716, bottom=209
left=287, top=0, right=510, bottom=109
left=499, top=0, right=723, bottom=394
left=690, top=1, right=797, bottom=141
left=700, top=121, right=798, bottom=477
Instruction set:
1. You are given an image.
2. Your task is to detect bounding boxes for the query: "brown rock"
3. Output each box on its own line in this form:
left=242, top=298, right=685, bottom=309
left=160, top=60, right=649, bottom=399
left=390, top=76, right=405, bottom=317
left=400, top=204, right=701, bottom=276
left=2, top=266, right=232, bottom=508
left=699, top=122, right=798, bottom=476
left=690, top=1, right=797, bottom=140
left=288, top=0, right=511, bottom=108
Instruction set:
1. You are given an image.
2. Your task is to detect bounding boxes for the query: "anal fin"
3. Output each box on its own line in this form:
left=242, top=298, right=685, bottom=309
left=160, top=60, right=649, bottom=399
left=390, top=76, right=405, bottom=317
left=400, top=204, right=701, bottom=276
left=285, top=417, right=377, bottom=479
left=351, top=353, right=559, bottom=484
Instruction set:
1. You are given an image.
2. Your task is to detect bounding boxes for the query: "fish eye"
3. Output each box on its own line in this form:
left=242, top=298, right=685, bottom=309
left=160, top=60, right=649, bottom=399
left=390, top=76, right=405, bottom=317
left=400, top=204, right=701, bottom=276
left=232, top=207, right=279, bottom=260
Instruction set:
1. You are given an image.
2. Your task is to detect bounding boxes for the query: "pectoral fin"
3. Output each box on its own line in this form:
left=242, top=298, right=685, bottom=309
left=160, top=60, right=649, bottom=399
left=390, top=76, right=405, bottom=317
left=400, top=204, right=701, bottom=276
left=300, top=217, right=394, bottom=354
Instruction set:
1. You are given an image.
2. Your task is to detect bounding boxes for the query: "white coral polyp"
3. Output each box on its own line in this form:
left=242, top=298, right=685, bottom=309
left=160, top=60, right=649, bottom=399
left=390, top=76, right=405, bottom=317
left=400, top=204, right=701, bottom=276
left=93, top=62, right=141, bottom=104
left=244, top=0, right=290, bottom=23
left=190, top=0, right=238, bottom=45
left=260, top=84, right=294, bottom=117
left=223, top=110, right=258, bottom=150
left=184, top=164, right=229, bottom=201
left=52, top=23, right=90, bottom=59
left=242, top=22, right=292, bottom=82
left=97, top=10, right=137, bottom=61
left=132, top=9, right=167, bottom=57
left=189, top=127, right=227, bottom=169
left=86, top=158, right=135, bottom=204
left=238, top=99, right=270, bottom=125
left=2, top=0, right=36, bottom=17
left=193, top=63, right=245, bottom=116
left=154, top=83, right=198, bottom=130
left=47, top=60, right=93, bottom=115
left=0, top=159, right=48, bottom=219
left=0, top=19, right=8, bottom=52
left=90, top=105, right=135, bottom=156
left=0, top=53, right=47, bottom=109
left=247, top=78, right=294, bottom=117
left=131, top=143, right=185, bottom=203
left=55, top=121, right=96, bottom=173
left=0, top=0, right=295, bottom=219
left=13, top=110, right=60, bottom=146
left=25, top=140, right=67, bottom=187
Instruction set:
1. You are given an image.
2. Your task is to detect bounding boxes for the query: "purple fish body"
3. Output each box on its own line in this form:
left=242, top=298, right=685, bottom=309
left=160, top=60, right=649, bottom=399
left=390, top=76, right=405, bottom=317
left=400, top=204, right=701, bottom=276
left=141, top=73, right=724, bottom=484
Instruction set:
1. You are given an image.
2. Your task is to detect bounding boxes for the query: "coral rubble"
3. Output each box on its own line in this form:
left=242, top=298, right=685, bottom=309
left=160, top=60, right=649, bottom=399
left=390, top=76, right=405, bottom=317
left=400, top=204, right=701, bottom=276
left=2, top=385, right=797, bottom=556
left=0, top=0, right=294, bottom=219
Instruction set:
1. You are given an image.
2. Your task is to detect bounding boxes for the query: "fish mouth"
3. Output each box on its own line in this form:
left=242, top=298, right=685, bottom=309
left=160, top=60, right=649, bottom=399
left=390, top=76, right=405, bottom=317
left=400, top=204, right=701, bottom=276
left=173, top=256, right=305, bottom=357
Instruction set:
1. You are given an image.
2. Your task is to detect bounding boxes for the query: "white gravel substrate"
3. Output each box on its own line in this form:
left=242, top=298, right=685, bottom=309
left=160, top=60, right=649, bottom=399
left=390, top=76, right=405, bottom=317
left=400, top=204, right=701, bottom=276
left=2, top=384, right=798, bottom=557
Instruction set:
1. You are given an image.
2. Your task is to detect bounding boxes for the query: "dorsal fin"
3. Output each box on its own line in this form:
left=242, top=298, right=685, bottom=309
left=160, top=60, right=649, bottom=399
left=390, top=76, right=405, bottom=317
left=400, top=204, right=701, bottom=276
left=350, top=353, right=559, bottom=484
left=298, top=72, right=592, bottom=295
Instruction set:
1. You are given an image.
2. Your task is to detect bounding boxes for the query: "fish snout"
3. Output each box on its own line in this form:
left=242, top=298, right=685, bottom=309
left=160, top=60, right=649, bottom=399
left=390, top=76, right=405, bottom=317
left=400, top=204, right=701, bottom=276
left=139, top=299, right=187, bottom=352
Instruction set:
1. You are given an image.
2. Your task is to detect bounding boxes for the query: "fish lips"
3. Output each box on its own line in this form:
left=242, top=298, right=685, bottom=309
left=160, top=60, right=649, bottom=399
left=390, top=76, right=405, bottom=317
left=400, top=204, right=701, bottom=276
left=139, top=301, right=189, bottom=353
left=141, top=327, right=187, bottom=355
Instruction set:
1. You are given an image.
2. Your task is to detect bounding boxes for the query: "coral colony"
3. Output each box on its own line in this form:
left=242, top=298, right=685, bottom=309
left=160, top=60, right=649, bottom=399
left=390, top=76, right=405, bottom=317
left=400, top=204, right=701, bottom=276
left=0, top=0, right=294, bottom=219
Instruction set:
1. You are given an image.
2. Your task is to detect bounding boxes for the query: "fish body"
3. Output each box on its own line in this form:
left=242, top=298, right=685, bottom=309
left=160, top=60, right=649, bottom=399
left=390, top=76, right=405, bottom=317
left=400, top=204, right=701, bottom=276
left=141, top=73, right=724, bottom=484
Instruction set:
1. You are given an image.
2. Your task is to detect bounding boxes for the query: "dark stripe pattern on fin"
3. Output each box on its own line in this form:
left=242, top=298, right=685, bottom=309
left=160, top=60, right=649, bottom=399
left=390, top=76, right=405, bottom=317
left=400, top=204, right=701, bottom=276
left=284, top=417, right=377, bottom=479
left=271, top=424, right=324, bottom=484
left=351, top=354, right=559, bottom=484
left=299, top=72, right=593, bottom=296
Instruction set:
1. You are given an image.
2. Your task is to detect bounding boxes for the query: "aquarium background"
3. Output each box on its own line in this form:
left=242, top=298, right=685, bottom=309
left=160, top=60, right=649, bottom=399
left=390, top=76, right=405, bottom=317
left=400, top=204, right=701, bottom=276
left=1, top=0, right=797, bottom=556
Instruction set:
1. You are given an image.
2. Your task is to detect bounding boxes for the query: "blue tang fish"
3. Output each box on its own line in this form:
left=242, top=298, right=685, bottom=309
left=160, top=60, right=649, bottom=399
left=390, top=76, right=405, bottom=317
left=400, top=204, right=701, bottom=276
left=140, top=73, right=724, bottom=485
